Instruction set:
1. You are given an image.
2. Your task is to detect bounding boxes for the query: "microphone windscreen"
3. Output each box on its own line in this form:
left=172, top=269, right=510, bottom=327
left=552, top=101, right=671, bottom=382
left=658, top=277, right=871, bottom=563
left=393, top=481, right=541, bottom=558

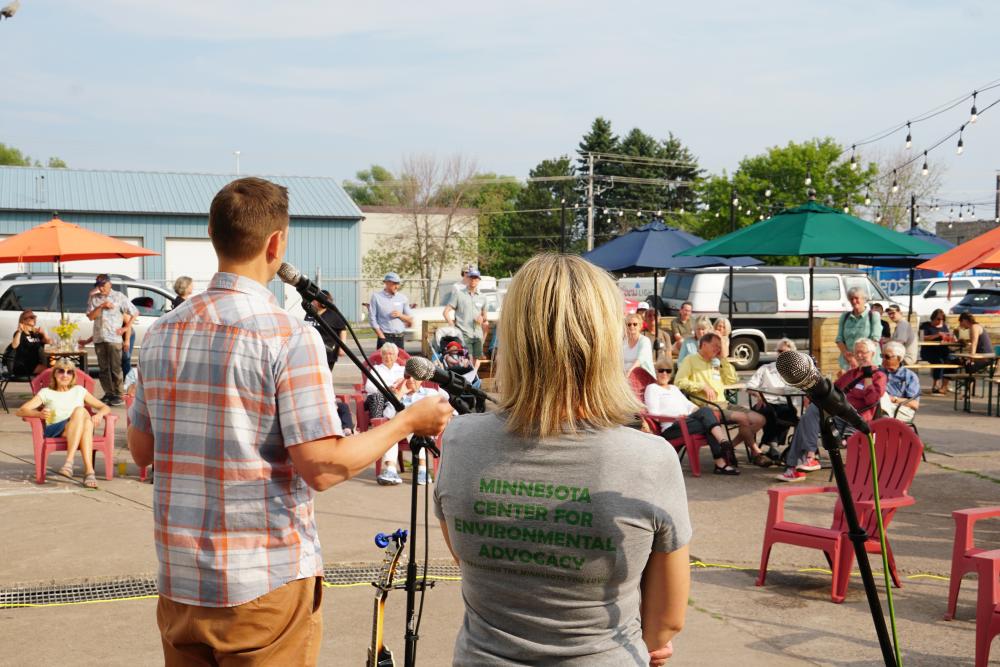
left=404, top=356, right=436, bottom=382
left=775, top=350, right=816, bottom=388
left=276, top=263, right=301, bottom=286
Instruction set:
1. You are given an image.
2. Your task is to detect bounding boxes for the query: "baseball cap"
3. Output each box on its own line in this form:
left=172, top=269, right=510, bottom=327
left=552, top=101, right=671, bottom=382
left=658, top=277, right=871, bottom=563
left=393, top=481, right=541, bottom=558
left=383, top=272, right=401, bottom=284
left=637, top=302, right=650, bottom=311
left=95, top=274, right=111, bottom=286
left=885, top=304, right=901, bottom=313
left=446, top=341, right=463, bottom=352
left=467, top=269, right=481, bottom=279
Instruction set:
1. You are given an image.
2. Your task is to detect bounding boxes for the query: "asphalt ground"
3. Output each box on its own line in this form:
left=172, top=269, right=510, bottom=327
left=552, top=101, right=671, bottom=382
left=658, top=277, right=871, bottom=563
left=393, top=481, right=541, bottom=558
left=0, top=351, right=998, bottom=666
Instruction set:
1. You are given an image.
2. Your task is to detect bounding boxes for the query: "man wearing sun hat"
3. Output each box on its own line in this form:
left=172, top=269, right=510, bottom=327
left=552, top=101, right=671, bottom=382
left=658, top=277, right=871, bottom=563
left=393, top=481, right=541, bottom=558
left=368, top=271, right=413, bottom=350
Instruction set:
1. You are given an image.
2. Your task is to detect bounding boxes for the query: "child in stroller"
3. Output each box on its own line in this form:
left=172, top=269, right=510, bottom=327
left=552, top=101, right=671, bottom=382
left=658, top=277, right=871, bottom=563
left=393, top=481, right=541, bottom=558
left=431, top=327, right=484, bottom=412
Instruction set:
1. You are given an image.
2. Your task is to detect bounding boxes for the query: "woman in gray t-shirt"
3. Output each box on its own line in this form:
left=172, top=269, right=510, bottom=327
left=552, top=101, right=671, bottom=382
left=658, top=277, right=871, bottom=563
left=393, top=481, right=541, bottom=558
left=434, top=254, right=692, bottom=666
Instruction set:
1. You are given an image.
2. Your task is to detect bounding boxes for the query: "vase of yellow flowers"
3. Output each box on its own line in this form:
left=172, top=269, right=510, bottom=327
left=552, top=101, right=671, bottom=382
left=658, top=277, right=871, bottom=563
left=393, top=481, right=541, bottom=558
left=53, top=318, right=80, bottom=352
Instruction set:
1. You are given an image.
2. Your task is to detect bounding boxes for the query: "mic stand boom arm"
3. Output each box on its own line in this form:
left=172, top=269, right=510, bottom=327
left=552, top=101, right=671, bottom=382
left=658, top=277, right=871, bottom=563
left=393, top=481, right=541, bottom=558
left=818, top=409, right=898, bottom=667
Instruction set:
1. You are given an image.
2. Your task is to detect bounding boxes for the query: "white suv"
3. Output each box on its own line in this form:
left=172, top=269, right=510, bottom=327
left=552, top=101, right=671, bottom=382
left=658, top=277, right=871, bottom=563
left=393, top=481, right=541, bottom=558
left=0, top=272, right=176, bottom=369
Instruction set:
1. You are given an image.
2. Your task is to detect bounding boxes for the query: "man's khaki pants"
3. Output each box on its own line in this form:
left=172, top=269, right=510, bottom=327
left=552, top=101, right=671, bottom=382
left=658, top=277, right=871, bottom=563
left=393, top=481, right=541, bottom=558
left=157, top=576, right=323, bottom=666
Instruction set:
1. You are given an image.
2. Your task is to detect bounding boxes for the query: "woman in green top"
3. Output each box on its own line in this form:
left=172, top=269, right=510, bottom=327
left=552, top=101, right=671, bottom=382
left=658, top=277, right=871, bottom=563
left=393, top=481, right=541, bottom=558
left=16, top=358, right=110, bottom=489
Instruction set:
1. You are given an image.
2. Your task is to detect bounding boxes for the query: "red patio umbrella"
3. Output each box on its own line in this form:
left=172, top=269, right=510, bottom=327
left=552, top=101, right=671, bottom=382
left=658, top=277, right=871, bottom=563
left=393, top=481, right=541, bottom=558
left=0, top=217, right=159, bottom=319
left=917, top=225, right=1000, bottom=273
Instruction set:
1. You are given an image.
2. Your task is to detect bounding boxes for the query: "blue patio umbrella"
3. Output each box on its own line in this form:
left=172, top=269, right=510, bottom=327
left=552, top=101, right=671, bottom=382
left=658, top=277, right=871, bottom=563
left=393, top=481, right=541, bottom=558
left=827, top=226, right=955, bottom=316
left=582, top=220, right=760, bottom=350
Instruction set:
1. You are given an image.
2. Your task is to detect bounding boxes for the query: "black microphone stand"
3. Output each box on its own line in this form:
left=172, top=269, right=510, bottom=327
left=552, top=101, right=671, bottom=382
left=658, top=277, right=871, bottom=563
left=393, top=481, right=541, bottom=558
left=817, top=409, right=898, bottom=667
left=300, top=298, right=445, bottom=667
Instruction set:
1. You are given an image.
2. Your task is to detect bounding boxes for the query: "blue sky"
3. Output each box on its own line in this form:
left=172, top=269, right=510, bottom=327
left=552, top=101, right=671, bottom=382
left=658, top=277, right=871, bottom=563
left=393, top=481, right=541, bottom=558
left=2, top=1, right=998, bottom=207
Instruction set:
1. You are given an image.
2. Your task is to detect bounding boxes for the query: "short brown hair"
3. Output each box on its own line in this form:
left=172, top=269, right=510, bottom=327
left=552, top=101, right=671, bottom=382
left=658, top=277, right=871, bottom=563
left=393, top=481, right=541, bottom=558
left=208, top=178, right=289, bottom=262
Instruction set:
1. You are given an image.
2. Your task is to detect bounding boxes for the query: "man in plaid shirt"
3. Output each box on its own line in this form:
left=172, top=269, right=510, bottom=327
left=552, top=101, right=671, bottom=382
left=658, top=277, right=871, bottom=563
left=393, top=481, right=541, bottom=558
left=127, top=178, right=451, bottom=665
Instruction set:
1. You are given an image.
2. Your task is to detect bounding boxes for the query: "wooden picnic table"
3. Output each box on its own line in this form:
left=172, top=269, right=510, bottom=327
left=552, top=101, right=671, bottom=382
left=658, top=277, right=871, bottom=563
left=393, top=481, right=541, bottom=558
left=950, top=353, right=998, bottom=414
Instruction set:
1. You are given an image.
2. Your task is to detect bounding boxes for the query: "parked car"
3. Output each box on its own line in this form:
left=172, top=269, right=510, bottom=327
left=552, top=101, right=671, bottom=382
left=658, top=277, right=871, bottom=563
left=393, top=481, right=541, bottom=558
left=949, top=288, right=1000, bottom=315
left=404, top=290, right=503, bottom=345
left=656, top=266, right=900, bottom=370
left=899, top=276, right=1000, bottom=317
left=0, top=272, right=176, bottom=369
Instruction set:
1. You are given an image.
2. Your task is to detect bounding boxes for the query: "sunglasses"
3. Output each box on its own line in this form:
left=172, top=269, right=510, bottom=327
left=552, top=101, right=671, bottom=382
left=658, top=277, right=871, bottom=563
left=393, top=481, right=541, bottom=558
left=626, top=323, right=641, bottom=327
left=656, top=368, right=672, bottom=374
left=55, top=368, right=75, bottom=376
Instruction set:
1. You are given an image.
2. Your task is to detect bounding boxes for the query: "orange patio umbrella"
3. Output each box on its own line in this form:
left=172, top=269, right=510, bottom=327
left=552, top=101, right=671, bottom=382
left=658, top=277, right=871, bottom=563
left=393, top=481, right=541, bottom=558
left=0, top=217, right=158, bottom=318
left=917, top=225, right=1000, bottom=273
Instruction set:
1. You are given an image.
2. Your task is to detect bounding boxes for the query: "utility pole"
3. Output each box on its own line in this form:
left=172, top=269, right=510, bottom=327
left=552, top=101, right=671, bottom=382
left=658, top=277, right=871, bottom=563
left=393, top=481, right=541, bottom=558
left=234, top=150, right=241, bottom=176
left=560, top=198, right=567, bottom=253
left=729, top=186, right=737, bottom=232
left=586, top=153, right=595, bottom=251
left=995, top=172, right=999, bottom=222
left=908, top=193, right=917, bottom=320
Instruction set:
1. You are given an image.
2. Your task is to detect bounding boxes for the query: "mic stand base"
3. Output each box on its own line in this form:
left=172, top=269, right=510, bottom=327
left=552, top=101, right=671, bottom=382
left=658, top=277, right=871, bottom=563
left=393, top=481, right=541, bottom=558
left=818, top=412, right=898, bottom=667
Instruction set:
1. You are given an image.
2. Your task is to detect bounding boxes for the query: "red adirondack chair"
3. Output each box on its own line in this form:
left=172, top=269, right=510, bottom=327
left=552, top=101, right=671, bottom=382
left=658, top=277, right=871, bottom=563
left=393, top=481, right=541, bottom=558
left=946, top=506, right=1000, bottom=620
left=628, top=367, right=710, bottom=477
left=972, top=549, right=1000, bottom=667
left=355, top=349, right=411, bottom=432
left=756, top=418, right=923, bottom=603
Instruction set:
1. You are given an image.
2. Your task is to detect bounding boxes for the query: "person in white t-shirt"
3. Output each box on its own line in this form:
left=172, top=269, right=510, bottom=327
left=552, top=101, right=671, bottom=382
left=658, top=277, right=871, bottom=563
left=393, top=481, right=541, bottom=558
left=644, top=361, right=738, bottom=475
left=17, top=359, right=110, bottom=489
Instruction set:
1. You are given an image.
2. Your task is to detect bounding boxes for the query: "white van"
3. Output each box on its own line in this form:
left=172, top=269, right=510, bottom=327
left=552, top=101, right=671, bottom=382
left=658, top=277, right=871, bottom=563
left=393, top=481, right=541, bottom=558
left=657, top=266, right=901, bottom=369
left=898, top=275, right=1000, bottom=317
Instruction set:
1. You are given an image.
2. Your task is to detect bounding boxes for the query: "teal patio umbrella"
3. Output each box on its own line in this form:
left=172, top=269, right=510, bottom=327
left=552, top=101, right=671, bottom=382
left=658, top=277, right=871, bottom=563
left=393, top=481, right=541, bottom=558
left=677, top=200, right=943, bottom=353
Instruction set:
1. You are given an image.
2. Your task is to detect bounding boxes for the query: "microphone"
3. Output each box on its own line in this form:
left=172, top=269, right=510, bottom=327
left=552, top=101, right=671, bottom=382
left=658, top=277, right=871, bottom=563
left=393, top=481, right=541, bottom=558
left=277, top=262, right=335, bottom=310
left=405, top=356, right=489, bottom=402
left=775, top=350, right=871, bottom=434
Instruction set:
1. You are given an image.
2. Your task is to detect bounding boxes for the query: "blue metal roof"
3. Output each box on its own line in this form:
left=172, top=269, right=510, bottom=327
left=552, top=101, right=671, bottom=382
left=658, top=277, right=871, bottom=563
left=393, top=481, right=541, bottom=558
left=0, top=166, right=362, bottom=219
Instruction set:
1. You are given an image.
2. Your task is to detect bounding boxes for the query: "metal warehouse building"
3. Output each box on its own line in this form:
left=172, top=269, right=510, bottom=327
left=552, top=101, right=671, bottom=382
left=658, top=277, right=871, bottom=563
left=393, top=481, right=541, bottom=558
left=0, top=166, right=363, bottom=317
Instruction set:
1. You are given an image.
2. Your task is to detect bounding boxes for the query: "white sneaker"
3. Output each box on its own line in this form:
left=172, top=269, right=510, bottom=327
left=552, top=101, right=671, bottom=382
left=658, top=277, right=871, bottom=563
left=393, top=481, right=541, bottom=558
left=416, top=468, right=428, bottom=485
left=377, top=467, right=398, bottom=486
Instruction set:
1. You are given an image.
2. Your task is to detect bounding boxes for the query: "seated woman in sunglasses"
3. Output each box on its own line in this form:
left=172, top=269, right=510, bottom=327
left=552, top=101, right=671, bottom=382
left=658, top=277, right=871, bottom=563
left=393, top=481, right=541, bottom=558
left=644, top=361, right=739, bottom=475
left=16, top=358, right=110, bottom=489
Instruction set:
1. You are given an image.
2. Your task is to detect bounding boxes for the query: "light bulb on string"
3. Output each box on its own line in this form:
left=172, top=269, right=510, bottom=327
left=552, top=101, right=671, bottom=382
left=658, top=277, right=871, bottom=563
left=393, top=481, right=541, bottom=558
left=959, top=210, right=964, bottom=221
left=764, top=188, right=772, bottom=198
left=875, top=209, right=882, bottom=223
left=915, top=211, right=921, bottom=223
left=804, top=169, right=812, bottom=186
left=843, top=204, right=849, bottom=213
left=602, top=208, right=609, bottom=215
left=921, top=151, right=929, bottom=176
left=731, top=196, right=739, bottom=206
left=849, top=146, right=857, bottom=170
left=905, top=122, right=912, bottom=150
left=637, top=210, right=643, bottom=218
left=656, top=209, right=662, bottom=216
left=864, top=187, right=871, bottom=206
left=891, top=171, right=899, bottom=193
left=618, top=210, right=624, bottom=217
left=970, top=91, right=978, bottom=123
left=957, top=126, right=965, bottom=155
left=759, top=213, right=765, bottom=220
left=714, top=212, right=720, bottom=218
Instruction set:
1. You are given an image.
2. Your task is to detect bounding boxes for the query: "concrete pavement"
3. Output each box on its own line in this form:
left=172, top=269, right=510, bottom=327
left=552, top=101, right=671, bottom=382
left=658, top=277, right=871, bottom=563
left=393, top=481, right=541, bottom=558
left=0, top=361, right=998, bottom=666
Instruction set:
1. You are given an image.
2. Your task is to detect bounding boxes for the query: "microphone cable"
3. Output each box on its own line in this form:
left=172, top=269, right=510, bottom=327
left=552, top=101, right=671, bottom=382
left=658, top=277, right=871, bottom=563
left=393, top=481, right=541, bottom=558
left=866, top=431, right=903, bottom=667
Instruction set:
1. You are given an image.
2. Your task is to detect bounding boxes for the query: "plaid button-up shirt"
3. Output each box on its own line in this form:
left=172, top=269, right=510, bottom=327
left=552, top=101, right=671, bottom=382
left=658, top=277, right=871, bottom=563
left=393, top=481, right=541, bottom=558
left=130, top=272, right=343, bottom=607
left=88, top=288, right=138, bottom=344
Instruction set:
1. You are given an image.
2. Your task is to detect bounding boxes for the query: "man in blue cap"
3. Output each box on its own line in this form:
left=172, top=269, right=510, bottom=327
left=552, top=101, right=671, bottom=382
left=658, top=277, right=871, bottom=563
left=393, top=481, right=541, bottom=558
left=444, top=267, right=488, bottom=364
left=368, top=272, right=413, bottom=350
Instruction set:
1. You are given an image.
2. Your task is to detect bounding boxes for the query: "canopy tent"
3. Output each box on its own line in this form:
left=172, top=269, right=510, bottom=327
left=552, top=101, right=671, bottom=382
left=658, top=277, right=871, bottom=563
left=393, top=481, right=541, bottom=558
left=0, top=217, right=158, bottom=319
left=678, top=200, right=943, bottom=353
left=582, top=220, right=760, bottom=355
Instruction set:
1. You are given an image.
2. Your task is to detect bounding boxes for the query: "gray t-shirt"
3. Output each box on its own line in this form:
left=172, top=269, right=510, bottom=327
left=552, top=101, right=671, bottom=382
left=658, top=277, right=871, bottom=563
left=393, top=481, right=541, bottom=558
left=445, top=288, right=487, bottom=341
left=891, top=320, right=918, bottom=363
left=434, top=412, right=692, bottom=666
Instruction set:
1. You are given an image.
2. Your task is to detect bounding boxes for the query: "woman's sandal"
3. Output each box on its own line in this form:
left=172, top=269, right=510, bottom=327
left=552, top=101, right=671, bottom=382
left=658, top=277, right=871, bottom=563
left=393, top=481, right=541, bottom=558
left=751, top=453, right=774, bottom=468
left=83, top=473, right=98, bottom=490
left=713, top=464, right=740, bottom=476
left=58, top=464, right=74, bottom=479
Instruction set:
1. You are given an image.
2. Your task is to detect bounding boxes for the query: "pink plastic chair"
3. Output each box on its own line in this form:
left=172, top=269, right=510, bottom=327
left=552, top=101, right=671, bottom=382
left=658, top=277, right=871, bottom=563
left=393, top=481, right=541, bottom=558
left=24, top=369, right=117, bottom=483
left=629, top=367, right=711, bottom=477
left=972, top=549, right=1000, bottom=667
left=756, top=418, right=923, bottom=603
left=945, top=506, right=1000, bottom=620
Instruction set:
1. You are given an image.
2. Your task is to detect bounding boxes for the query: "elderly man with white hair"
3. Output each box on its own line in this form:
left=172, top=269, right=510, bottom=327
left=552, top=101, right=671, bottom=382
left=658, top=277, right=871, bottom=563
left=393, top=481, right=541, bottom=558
left=748, top=337, right=800, bottom=461
left=776, top=338, right=887, bottom=482
left=879, top=340, right=920, bottom=424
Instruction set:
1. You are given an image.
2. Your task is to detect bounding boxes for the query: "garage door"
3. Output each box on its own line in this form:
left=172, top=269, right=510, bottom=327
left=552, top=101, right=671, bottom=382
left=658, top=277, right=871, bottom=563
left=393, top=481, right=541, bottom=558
left=62, top=237, right=144, bottom=279
left=165, top=238, right=217, bottom=292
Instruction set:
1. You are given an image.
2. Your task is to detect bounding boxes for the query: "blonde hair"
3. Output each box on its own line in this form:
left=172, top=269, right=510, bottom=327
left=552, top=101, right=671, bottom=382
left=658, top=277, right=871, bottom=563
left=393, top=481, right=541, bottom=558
left=48, top=359, right=78, bottom=391
left=694, top=316, right=713, bottom=332
left=496, top=254, right=641, bottom=438
left=714, top=317, right=732, bottom=336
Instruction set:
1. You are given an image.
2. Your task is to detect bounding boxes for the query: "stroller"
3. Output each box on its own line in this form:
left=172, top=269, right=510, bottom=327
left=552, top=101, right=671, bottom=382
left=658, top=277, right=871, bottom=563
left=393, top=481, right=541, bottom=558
left=431, top=327, right=485, bottom=412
